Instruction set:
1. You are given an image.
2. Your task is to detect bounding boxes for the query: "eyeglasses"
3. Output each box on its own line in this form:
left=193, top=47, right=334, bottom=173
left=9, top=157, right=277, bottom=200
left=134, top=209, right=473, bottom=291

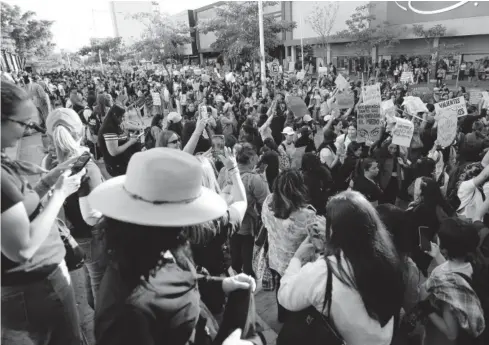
left=168, top=137, right=181, bottom=145
left=3, top=118, right=36, bottom=129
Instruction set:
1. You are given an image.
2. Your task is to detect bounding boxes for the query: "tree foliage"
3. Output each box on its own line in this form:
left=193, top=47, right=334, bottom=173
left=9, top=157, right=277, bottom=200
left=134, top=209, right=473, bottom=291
left=333, top=3, right=399, bottom=57
left=196, top=1, right=296, bottom=64
left=1, top=2, right=55, bottom=58
left=306, top=1, right=339, bottom=58
left=78, top=37, right=123, bottom=56
left=412, top=24, right=462, bottom=59
left=129, top=10, right=192, bottom=64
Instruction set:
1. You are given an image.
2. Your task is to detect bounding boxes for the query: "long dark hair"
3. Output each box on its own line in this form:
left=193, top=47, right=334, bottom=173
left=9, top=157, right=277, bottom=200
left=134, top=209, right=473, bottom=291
left=101, top=104, right=125, bottom=134
left=412, top=177, right=454, bottom=216
left=325, top=191, right=404, bottom=327
left=271, top=169, right=309, bottom=219
left=156, top=130, right=178, bottom=148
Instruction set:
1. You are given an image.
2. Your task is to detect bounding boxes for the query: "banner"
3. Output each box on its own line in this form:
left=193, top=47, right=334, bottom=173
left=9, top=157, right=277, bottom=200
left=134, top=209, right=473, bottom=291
left=335, top=74, right=349, bottom=91
left=435, top=96, right=467, bottom=118
left=400, top=71, right=414, bottom=84
left=408, top=84, right=434, bottom=103
left=437, top=110, right=458, bottom=148
left=151, top=92, right=161, bottom=106
left=286, top=96, right=309, bottom=119
left=334, top=90, right=354, bottom=109
left=361, top=83, right=381, bottom=105
left=357, top=104, right=382, bottom=144
left=392, top=118, right=414, bottom=147
left=468, top=89, right=483, bottom=106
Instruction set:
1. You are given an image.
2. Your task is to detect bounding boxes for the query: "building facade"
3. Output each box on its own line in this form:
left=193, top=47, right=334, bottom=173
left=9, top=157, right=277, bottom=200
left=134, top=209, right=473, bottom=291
left=109, top=1, right=156, bottom=46
left=169, top=10, right=199, bottom=61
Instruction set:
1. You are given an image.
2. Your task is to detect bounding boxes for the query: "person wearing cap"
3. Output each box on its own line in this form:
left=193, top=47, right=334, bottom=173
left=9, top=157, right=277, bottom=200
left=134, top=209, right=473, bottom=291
left=280, top=126, right=296, bottom=161
left=91, top=148, right=259, bottom=345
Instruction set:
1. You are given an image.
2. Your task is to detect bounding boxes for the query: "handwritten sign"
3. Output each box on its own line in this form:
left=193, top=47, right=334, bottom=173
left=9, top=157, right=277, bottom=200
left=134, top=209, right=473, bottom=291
left=392, top=118, right=414, bottom=147
left=286, top=96, right=309, bottom=119
left=357, top=104, right=382, bottom=144
left=362, top=84, right=381, bottom=105
left=334, top=90, right=354, bottom=109
left=335, top=74, right=349, bottom=91
left=437, top=110, right=458, bottom=148
left=270, top=61, right=280, bottom=77
left=435, top=96, right=467, bottom=118
left=408, top=84, right=434, bottom=103
left=468, top=89, right=483, bottom=105
left=151, top=92, right=161, bottom=106
left=400, top=71, right=414, bottom=84
left=403, top=96, right=428, bottom=115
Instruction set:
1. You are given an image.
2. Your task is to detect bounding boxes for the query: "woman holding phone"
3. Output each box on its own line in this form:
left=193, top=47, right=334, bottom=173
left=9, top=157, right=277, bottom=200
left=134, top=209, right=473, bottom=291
left=1, top=81, right=85, bottom=344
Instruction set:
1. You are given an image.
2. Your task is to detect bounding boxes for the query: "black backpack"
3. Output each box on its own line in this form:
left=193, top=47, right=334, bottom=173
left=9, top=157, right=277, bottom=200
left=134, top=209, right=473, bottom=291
left=144, top=127, right=156, bottom=149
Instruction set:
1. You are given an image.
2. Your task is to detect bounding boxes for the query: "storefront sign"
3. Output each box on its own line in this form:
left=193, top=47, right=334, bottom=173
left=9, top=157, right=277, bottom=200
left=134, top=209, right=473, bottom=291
left=392, top=118, right=414, bottom=147
left=357, top=104, right=382, bottom=144
left=435, top=96, right=468, bottom=117
left=394, top=1, right=469, bottom=15
left=334, top=90, right=355, bottom=109
left=361, top=84, right=381, bottom=105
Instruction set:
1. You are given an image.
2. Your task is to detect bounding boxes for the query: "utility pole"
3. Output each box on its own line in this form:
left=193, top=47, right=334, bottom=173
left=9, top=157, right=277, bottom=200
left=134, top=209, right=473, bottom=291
left=300, top=11, right=304, bottom=71
left=258, top=0, right=266, bottom=96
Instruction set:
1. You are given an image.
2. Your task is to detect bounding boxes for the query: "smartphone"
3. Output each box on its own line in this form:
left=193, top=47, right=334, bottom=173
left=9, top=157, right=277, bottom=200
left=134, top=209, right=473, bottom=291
left=70, top=152, right=91, bottom=176
left=137, top=131, right=144, bottom=139
left=418, top=226, right=431, bottom=252
left=212, top=135, right=225, bottom=155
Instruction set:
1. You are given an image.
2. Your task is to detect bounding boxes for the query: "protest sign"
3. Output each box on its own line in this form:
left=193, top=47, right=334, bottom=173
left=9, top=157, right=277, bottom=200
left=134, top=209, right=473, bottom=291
left=437, top=110, right=458, bottom=147
left=403, top=96, right=428, bottom=115
left=297, top=71, right=305, bottom=80
left=392, top=118, right=414, bottom=147
left=435, top=96, right=467, bottom=118
left=194, top=68, right=202, bottom=75
left=400, top=72, right=414, bottom=84
left=482, top=91, right=489, bottom=109
left=201, top=75, right=210, bottom=83
left=225, top=72, right=235, bottom=83
left=468, top=89, right=483, bottom=105
left=408, top=84, right=434, bottom=103
left=286, top=96, right=309, bottom=119
left=357, top=104, right=382, bottom=144
left=334, top=90, right=354, bottom=109
left=270, top=61, right=280, bottom=77
left=151, top=92, right=161, bottom=106
left=318, top=67, right=328, bottom=77
left=335, top=74, right=349, bottom=91
left=361, top=84, right=381, bottom=105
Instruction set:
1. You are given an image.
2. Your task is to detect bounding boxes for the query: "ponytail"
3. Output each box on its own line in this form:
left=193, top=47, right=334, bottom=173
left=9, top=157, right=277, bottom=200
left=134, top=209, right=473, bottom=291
left=52, top=125, right=86, bottom=161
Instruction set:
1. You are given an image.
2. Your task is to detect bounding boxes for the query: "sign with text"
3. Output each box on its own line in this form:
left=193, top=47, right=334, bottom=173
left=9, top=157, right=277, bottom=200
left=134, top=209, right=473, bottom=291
left=400, top=71, right=414, bottom=84
left=318, top=67, right=328, bottom=76
left=151, top=92, right=161, bottom=106
left=437, top=110, right=458, bottom=147
left=361, top=83, right=381, bottom=105
left=392, top=118, right=414, bottom=147
left=468, top=89, right=483, bottom=106
left=435, top=96, right=468, bottom=118
left=403, top=96, right=428, bottom=115
left=334, top=90, right=355, bottom=109
left=408, top=84, right=434, bottom=103
left=335, top=74, right=349, bottom=91
left=270, top=61, right=280, bottom=77
left=357, top=104, right=382, bottom=144
left=287, top=96, right=309, bottom=119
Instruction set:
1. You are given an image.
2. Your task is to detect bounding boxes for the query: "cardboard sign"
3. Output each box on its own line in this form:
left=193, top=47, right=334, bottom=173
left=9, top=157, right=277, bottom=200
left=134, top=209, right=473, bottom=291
left=437, top=110, right=458, bottom=148
left=361, top=84, right=381, bottom=105
left=335, top=74, right=349, bottom=91
left=357, top=104, right=382, bottom=144
left=400, top=72, right=414, bottom=84
left=151, top=92, right=161, bottom=106
left=402, top=96, right=428, bottom=115
left=468, top=89, right=483, bottom=106
left=392, top=118, right=414, bottom=147
left=334, top=90, right=354, bottom=109
left=435, top=96, right=467, bottom=118
left=201, top=75, right=210, bottom=83
left=318, top=67, right=328, bottom=77
left=408, top=84, right=434, bottom=103
left=286, top=96, right=309, bottom=119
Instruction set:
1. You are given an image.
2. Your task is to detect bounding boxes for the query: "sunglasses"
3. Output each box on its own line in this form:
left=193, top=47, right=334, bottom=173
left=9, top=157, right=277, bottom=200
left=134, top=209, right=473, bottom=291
left=168, top=137, right=181, bottom=145
left=3, top=118, right=37, bottom=130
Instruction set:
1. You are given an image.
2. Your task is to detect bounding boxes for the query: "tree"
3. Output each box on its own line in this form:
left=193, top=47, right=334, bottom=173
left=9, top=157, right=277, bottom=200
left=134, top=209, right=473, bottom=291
left=334, top=3, right=399, bottom=76
left=1, top=2, right=55, bottom=59
left=78, top=37, right=124, bottom=65
left=129, top=9, right=192, bottom=75
left=306, top=1, right=339, bottom=66
left=196, top=1, right=296, bottom=72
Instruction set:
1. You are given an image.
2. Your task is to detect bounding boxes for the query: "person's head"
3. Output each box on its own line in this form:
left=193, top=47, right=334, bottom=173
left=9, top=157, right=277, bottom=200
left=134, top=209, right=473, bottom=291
left=151, top=113, right=164, bottom=128
left=69, top=88, right=81, bottom=105
left=325, top=191, right=403, bottom=327
left=263, top=137, right=279, bottom=153
left=347, top=123, right=357, bottom=138
left=347, top=141, right=364, bottom=158
left=387, top=143, right=398, bottom=156
left=458, top=86, right=466, bottom=93
left=46, top=108, right=87, bottom=162
left=271, top=169, right=309, bottom=219
left=282, top=127, right=295, bottom=144
left=362, top=158, right=379, bottom=179
left=472, top=120, right=484, bottom=134
left=322, top=129, right=337, bottom=146
left=438, top=217, right=479, bottom=261
left=412, top=157, right=436, bottom=179
left=236, top=142, right=258, bottom=168
left=1, top=81, right=38, bottom=148
left=301, top=152, right=322, bottom=174
left=87, top=91, right=97, bottom=109
left=412, top=176, right=445, bottom=208
left=156, top=130, right=181, bottom=150
left=105, top=104, right=126, bottom=128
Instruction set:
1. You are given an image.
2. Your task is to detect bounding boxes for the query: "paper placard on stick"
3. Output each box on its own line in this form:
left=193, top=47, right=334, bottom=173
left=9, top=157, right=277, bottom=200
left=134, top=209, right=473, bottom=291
left=151, top=92, right=161, bottom=106
left=400, top=72, right=414, bottom=84
left=437, top=110, right=458, bottom=148
left=357, top=104, right=382, bottom=144
left=392, top=118, right=414, bottom=147
left=201, top=75, right=210, bottom=83
left=335, top=74, right=349, bottom=91
left=468, top=89, right=483, bottom=106
left=334, top=90, right=354, bottom=109
left=435, top=96, right=467, bottom=118
left=361, top=84, right=381, bottom=105
left=403, top=96, right=428, bottom=115
left=482, top=91, right=489, bottom=109
left=286, top=96, right=309, bottom=119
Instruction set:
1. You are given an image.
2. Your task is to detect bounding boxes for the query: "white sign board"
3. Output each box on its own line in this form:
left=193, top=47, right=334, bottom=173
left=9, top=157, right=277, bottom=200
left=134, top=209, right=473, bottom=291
left=361, top=84, right=381, bottom=105
left=194, top=68, right=202, bottom=75
left=435, top=96, right=468, bottom=118
left=482, top=91, right=489, bottom=109
left=335, top=74, right=349, bottom=91
left=402, top=96, right=428, bottom=115
left=357, top=104, right=382, bottom=144
left=400, top=71, right=414, bottom=84
left=270, top=62, right=279, bottom=77
left=151, top=92, right=161, bottom=106
left=318, top=67, right=328, bottom=76
left=436, top=110, right=458, bottom=148
left=392, top=118, right=414, bottom=147
left=225, top=72, right=235, bottom=83
left=297, top=71, right=305, bottom=80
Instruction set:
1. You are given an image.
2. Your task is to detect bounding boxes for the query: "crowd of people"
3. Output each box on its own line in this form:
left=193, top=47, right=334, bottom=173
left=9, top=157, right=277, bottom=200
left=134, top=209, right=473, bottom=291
left=1, top=59, right=489, bottom=345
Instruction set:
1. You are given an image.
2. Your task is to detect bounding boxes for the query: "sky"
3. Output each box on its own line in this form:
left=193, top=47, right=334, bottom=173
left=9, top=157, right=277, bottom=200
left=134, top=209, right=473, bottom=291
left=4, top=0, right=215, bottom=52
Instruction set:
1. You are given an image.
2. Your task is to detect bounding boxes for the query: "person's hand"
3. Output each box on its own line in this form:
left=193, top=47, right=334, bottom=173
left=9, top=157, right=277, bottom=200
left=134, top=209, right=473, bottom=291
left=222, top=273, right=256, bottom=295
left=294, top=236, right=316, bottom=263
left=218, top=147, right=238, bottom=170
left=43, top=155, right=81, bottom=185
left=53, top=169, right=86, bottom=198
left=425, top=241, right=441, bottom=258
left=222, top=329, right=253, bottom=345
left=196, top=117, right=209, bottom=133
left=128, top=136, right=139, bottom=146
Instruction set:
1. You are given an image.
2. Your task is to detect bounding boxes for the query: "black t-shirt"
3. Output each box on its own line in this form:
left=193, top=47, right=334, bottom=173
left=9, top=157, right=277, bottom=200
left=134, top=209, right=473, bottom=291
left=98, top=118, right=130, bottom=172
left=353, top=175, right=383, bottom=203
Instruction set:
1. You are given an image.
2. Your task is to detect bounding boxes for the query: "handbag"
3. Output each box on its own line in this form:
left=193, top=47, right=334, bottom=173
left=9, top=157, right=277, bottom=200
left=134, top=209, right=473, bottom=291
left=276, top=261, right=345, bottom=345
left=56, top=219, right=86, bottom=271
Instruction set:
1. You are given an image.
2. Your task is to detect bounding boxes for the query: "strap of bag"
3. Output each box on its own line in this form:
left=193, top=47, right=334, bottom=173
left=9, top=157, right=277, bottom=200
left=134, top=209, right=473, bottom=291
left=322, top=259, right=334, bottom=315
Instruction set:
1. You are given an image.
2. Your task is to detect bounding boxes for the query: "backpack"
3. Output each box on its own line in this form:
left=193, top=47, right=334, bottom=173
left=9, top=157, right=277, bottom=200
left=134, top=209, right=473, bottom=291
left=278, top=143, right=291, bottom=171
left=144, top=127, right=156, bottom=149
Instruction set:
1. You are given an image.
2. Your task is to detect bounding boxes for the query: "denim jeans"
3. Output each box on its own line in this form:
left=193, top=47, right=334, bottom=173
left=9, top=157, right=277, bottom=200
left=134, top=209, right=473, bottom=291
left=230, top=233, right=255, bottom=277
left=1, top=261, right=81, bottom=345
left=76, top=228, right=108, bottom=310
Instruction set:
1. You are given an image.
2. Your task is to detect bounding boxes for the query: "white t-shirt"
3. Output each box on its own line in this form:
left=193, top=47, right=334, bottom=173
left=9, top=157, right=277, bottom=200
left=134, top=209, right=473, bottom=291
left=457, top=179, right=484, bottom=221
left=320, top=147, right=336, bottom=168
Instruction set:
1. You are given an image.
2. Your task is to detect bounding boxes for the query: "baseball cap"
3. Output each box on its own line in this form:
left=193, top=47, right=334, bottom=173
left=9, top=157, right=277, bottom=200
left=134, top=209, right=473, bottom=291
left=168, top=112, right=182, bottom=123
left=281, top=127, right=295, bottom=136
left=303, top=114, right=313, bottom=123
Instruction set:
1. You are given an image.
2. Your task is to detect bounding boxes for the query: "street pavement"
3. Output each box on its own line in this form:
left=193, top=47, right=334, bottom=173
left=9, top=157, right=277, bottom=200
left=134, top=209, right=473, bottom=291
left=8, top=125, right=280, bottom=345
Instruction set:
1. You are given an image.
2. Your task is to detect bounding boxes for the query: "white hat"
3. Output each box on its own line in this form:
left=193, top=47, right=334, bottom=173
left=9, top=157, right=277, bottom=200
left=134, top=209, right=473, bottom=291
left=88, top=148, right=227, bottom=227
left=303, top=114, right=313, bottom=122
left=281, top=127, right=295, bottom=136
left=323, top=115, right=332, bottom=122
left=168, top=112, right=182, bottom=123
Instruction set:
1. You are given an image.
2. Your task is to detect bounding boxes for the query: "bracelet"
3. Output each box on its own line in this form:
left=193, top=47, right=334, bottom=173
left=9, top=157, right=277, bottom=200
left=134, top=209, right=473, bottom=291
left=227, top=166, right=238, bottom=172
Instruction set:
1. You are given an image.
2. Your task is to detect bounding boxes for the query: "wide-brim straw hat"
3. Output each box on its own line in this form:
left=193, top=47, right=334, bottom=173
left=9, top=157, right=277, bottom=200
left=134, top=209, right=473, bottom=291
left=88, top=148, right=227, bottom=227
